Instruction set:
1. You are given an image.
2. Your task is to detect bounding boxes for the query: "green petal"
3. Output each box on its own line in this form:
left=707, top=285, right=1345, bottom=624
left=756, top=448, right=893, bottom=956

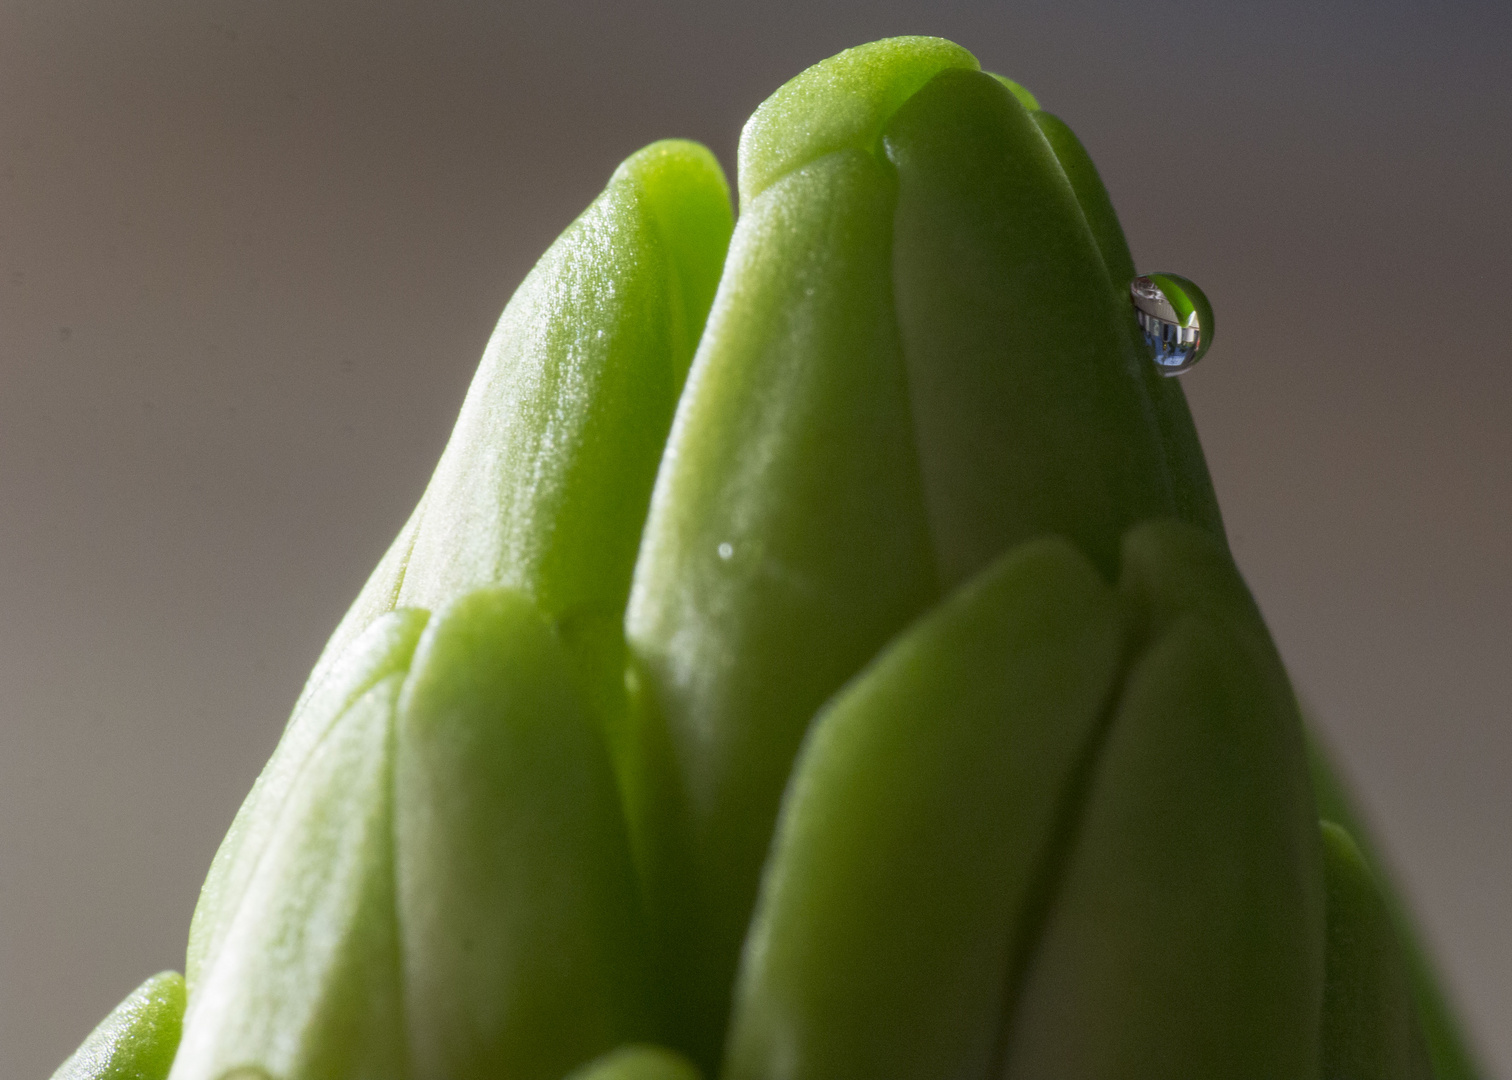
left=625, top=146, right=937, bottom=1065
left=173, top=676, right=408, bottom=1080
left=186, top=608, right=428, bottom=990
left=1032, top=110, right=1225, bottom=539
left=1001, top=613, right=1326, bottom=1080
left=1320, top=821, right=1435, bottom=1079
left=724, top=538, right=1124, bottom=1080
left=395, top=588, right=649, bottom=1080
left=884, top=69, right=1174, bottom=582
left=51, top=972, right=185, bottom=1080
left=1117, top=520, right=1324, bottom=884
left=737, top=36, right=976, bottom=205
left=564, top=1045, right=703, bottom=1080
left=989, top=73, right=1040, bottom=111
left=1117, top=517, right=1272, bottom=653
left=1309, top=739, right=1486, bottom=1080
left=307, top=140, right=732, bottom=728
left=1029, top=111, right=1134, bottom=289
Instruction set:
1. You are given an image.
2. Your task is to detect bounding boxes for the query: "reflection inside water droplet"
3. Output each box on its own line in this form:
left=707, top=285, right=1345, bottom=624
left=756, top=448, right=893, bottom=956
left=717, top=542, right=734, bottom=561
left=1130, top=273, right=1212, bottom=376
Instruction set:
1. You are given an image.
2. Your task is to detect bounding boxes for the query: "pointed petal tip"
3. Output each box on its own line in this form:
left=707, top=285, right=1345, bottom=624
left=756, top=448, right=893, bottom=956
left=50, top=971, right=185, bottom=1080
left=738, top=36, right=978, bottom=205
left=988, top=72, right=1041, bottom=111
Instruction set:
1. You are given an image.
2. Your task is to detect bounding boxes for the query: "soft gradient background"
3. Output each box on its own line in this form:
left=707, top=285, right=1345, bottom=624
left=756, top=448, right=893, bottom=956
left=2, top=1, right=1508, bottom=1076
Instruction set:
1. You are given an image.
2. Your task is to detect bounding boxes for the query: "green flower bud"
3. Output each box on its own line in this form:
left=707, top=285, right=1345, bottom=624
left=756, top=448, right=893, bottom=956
left=51, top=34, right=1479, bottom=1080
left=626, top=37, right=1226, bottom=1063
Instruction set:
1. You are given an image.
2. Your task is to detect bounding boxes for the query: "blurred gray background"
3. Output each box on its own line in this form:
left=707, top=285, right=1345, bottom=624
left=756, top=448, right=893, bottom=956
left=2, top=0, right=1508, bottom=1075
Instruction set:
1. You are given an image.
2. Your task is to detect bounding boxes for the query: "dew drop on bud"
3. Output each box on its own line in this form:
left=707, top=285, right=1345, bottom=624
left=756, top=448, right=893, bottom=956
left=1130, top=273, right=1213, bottom=376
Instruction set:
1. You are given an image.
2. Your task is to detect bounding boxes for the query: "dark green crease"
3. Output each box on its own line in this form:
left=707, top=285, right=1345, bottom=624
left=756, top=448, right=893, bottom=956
left=984, top=610, right=1144, bottom=1079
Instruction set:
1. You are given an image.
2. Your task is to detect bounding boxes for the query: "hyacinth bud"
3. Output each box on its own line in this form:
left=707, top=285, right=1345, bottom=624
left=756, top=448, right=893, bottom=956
left=53, top=35, right=1478, bottom=1080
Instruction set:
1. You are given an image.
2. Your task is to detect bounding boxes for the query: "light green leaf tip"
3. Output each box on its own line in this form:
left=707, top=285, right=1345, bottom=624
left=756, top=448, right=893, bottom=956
left=737, top=36, right=977, bottom=204
left=989, top=72, right=1040, bottom=110
left=51, top=971, right=186, bottom=1080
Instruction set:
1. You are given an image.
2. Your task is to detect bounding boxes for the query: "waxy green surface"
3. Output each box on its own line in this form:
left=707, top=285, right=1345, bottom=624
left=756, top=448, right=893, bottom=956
left=53, top=33, right=1477, bottom=1080
left=1004, top=526, right=1326, bottom=1080
left=1311, top=743, right=1483, bottom=1080
left=629, top=40, right=1232, bottom=1065
left=186, top=609, right=429, bottom=992
left=395, top=589, right=650, bottom=1080
left=174, top=591, right=653, bottom=1080
left=50, top=972, right=185, bottom=1080
left=725, top=538, right=1124, bottom=1080
left=301, top=137, right=732, bottom=739
left=885, top=68, right=1175, bottom=582
left=174, top=673, right=409, bottom=1080
left=1030, top=113, right=1223, bottom=534
left=624, top=142, right=940, bottom=1060
left=1320, top=822, right=1436, bottom=1079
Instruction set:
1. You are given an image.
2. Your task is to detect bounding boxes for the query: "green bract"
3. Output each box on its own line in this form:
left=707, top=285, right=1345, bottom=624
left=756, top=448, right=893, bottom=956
left=54, top=36, right=1477, bottom=1080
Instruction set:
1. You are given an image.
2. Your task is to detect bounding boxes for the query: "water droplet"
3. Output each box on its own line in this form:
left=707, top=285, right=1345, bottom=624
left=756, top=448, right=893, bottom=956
left=1130, top=273, right=1213, bottom=376
left=717, top=542, right=734, bottom=561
